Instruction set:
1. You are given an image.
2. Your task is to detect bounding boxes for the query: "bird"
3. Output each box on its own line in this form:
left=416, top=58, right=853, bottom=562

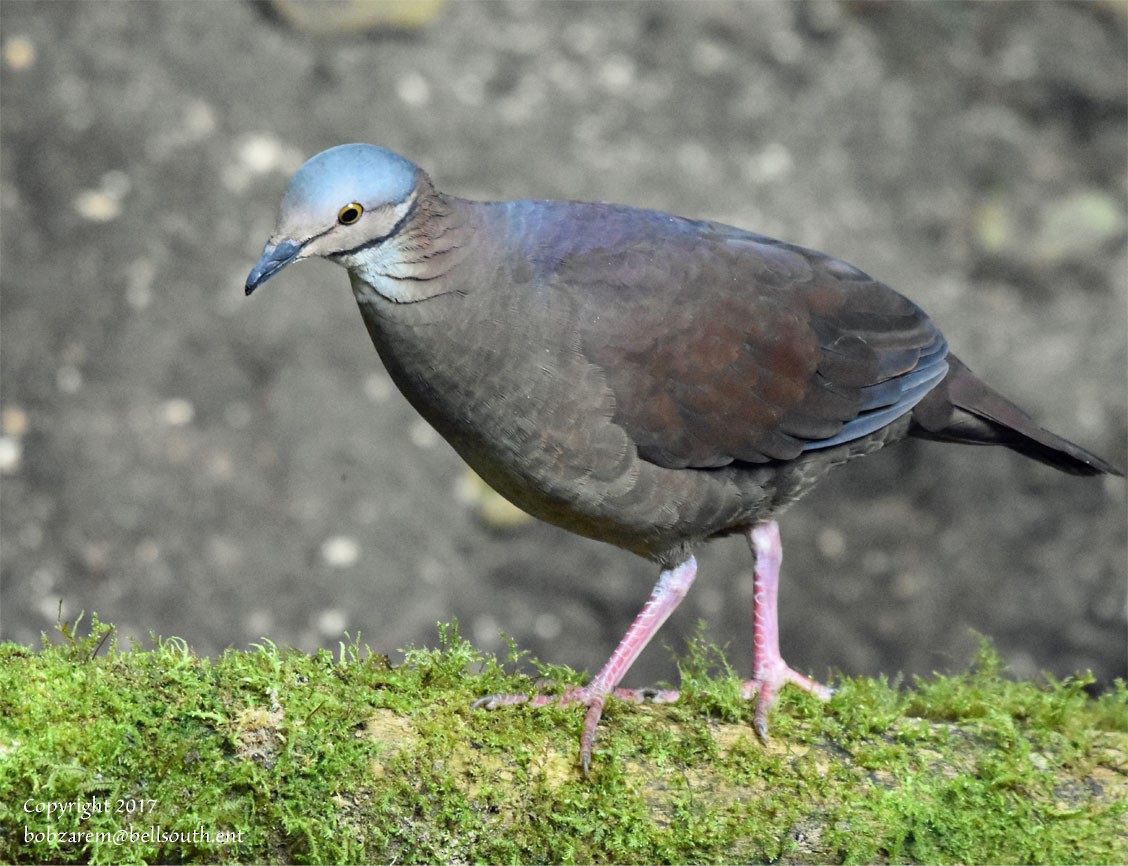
left=246, top=143, right=1123, bottom=773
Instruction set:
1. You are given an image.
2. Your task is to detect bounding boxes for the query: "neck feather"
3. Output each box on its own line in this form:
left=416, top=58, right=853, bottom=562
left=348, top=173, right=473, bottom=303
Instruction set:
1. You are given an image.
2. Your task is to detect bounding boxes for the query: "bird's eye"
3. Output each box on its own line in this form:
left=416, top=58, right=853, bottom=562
left=338, top=203, right=364, bottom=225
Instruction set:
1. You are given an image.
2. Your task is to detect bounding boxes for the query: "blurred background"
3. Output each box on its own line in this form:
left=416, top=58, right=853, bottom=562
left=2, top=1, right=1125, bottom=691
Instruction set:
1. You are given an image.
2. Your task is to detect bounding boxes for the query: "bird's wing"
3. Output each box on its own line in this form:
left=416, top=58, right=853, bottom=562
left=546, top=207, right=949, bottom=468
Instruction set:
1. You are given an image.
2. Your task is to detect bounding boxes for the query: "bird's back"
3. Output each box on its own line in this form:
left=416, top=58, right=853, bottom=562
left=351, top=194, right=952, bottom=562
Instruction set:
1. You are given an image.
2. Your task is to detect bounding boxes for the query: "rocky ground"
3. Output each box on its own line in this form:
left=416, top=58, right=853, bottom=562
left=1, top=1, right=1125, bottom=691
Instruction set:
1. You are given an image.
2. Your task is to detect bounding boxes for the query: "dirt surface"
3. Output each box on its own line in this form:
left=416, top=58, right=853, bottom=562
left=2, top=1, right=1125, bottom=691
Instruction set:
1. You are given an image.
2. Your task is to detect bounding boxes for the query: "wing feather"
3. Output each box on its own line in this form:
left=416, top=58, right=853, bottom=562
left=536, top=203, right=949, bottom=468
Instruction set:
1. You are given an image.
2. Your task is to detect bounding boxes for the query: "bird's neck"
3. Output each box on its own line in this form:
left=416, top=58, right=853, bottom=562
left=346, top=174, right=475, bottom=305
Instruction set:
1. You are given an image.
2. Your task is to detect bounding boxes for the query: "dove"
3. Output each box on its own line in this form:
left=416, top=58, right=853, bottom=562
left=247, top=143, right=1122, bottom=772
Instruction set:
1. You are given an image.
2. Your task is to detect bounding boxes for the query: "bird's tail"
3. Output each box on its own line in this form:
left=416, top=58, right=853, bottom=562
left=909, top=355, right=1124, bottom=477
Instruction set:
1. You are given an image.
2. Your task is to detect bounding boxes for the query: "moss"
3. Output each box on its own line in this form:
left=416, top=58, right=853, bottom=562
left=1, top=617, right=1124, bottom=864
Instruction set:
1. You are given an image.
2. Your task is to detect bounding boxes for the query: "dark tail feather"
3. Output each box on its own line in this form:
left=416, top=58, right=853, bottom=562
left=910, top=355, right=1124, bottom=477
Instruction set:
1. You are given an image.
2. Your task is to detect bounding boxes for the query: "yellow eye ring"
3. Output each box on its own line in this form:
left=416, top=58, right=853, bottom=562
left=337, top=203, right=364, bottom=225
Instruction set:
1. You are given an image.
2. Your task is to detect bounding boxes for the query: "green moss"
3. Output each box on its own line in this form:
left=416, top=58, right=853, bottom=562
left=1, top=618, right=1124, bottom=864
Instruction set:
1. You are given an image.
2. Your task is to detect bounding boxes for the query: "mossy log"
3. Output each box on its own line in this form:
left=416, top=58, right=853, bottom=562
left=1, top=618, right=1125, bottom=864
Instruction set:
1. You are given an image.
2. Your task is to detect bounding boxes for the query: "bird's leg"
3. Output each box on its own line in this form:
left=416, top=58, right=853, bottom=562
left=474, top=525, right=831, bottom=770
left=474, top=556, right=696, bottom=773
left=741, top=520, right=832, bottom=740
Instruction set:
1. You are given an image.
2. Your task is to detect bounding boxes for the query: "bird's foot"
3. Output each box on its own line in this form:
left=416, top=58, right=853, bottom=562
left=473, top=683, right=680, bottom=774
left=473, top=671, right=829, bottom=770
left=740, top=664, right=833, bottom=741
left=475, top=557, right=699, bottom=773
left=472, top=685, right=605, bottom=774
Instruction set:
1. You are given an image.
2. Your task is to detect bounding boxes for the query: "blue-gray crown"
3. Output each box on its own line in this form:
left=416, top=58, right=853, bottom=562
left=282, top=143, right=419, bottom=217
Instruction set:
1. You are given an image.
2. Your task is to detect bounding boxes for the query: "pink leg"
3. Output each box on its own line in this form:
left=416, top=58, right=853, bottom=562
left=474, top=521, right=830, bottom=771
left=474, top=556, right=697, bottom=773
left=741, top=520, right=832, bottom=739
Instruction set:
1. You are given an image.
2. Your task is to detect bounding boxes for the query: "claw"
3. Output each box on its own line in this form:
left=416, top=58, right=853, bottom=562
left=742, top=670, right=832, bottom=741
left=580, top=696, right=604, bottom=775
left=471, top=693, right=525, bottom=711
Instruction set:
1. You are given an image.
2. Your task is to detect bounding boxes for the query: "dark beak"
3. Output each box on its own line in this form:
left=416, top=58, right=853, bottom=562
left=245, top=239, right=303, bottom=296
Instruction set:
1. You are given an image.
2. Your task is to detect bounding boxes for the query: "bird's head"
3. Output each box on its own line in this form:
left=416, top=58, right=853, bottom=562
left=245, top=143, right=421, bottom=295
